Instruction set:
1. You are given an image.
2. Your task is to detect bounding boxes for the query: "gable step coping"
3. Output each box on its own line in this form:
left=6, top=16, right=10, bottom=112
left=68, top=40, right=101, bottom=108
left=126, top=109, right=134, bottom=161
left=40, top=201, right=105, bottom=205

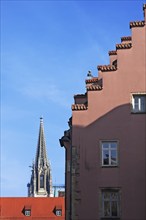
left=72, top=104, right=87, bottom=111
left=116, top=42, right=132, bottom=49
left=97, top=65, right=117, bottom=72
left=130, top=20, right=145, bottom=28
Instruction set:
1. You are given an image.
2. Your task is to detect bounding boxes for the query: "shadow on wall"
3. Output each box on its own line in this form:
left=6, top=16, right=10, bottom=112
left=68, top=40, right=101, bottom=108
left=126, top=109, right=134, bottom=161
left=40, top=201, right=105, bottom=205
left=73, top=103, right=145, bottom=142
left=71, top=103, right=146, bottom=219
left=72, top=102, right=146, bottom=177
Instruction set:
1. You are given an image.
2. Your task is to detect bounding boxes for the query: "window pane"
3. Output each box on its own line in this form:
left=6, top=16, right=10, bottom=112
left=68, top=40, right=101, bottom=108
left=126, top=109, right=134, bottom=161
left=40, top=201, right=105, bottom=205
left=141, top=96, right=146, bottom=111
left=102, top=142, right=109, bottom=149
left=111, top=150, right=117, bottom=165
left=111, top=201, right=118, bottom=216
left=134, top=96, right=139, bottom=111
left=132, top=95, right=146, bottom=112
left=104, top=201, right=110, bottom=217
left=102, top=191, right=120, bottom=218
left=110, top=142, right=117, bottom=148
left=56, top=210, right=62, bottom=216
left=103, top=150, right=109, bottom=165
left=103, top=192, right=110, bottom=200
left=111, top=192, right=118, bottom=200
left=25, top=210, right=31, bottom=216
left=40, top=175, right=44, bottom=188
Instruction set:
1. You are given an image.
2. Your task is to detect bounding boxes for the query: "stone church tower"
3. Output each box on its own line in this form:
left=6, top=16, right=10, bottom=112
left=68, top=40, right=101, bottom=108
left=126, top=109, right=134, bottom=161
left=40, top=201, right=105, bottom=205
left=27, top=117, right=53, bottom=197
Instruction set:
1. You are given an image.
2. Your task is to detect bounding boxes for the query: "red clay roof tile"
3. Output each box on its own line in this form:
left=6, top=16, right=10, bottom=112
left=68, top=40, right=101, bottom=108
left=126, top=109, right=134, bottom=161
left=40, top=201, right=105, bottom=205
left=108, top=50, right=117, bottom=55
left=97, top=65, right=117, bottom=71
left=116, top=43, right=132, bottom=49
left=130, top=20, right=145, bottom=28
left=72, top=104, right=87, bottom=111
left=85, top=77, right=98, bottom=84
left=121, top=36, right=132, bottom=42
left=87, top=85, right=102, bottom=91
left=0, top=197, right=65, bottom=220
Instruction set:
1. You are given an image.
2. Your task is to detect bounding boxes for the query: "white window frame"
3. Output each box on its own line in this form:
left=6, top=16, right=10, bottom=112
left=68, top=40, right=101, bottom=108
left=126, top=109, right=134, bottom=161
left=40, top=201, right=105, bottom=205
left=131, top=93, right=146, bottom=113
left=101, top=141, right=118, bottom=167
left=56, top=210, right=62, bottom=216
left=101, top=189, right=120, bottom=218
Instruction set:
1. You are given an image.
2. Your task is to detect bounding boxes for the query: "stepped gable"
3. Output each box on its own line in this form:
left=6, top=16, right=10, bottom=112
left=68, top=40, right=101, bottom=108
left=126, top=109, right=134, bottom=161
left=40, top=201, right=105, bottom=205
left=72, top=3, right=146, bottom=112
left=61, top=5, right=146, bottom=219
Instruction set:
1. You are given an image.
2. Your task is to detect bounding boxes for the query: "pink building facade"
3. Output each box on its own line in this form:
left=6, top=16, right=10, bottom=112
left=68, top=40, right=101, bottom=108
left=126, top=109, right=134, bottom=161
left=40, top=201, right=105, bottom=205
left=60, top=4, right=146, bottom=220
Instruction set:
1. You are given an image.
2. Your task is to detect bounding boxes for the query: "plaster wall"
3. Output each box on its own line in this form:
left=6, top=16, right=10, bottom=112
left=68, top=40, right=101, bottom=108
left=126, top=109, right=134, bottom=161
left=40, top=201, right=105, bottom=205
left=71, top=11, right=146, bottom=220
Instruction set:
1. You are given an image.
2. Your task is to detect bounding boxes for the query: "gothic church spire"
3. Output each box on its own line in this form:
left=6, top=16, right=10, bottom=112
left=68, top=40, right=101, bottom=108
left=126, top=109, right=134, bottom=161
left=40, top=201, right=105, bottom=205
left=35, top=117, right=48, bottom=168
left=27, top=118, right=53, bottom=197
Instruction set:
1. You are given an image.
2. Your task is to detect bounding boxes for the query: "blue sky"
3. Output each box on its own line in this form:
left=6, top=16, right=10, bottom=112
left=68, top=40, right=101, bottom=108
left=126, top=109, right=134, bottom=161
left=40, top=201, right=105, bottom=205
left=1, top=0, right=145, bottom=196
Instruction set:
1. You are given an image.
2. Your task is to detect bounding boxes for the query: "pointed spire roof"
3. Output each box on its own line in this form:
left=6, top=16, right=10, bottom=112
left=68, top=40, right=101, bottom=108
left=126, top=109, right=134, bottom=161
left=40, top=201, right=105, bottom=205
left=35, top=117, right=49, bottom=168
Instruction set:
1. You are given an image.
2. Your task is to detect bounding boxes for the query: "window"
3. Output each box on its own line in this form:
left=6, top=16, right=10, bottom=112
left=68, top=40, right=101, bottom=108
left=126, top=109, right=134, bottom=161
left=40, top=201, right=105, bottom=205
left=22, top=206, right=31, bottom=217
left=101, top=189, right=120, bottom=218
left=56, top=210, right=62, bottom=216
left=40, top=174, right=44, bottom=188
left=24, top=210, right=31, bottom=216
left=101, top=141, right=118, bottom=167
left=132, top=94, right=146, bottom=113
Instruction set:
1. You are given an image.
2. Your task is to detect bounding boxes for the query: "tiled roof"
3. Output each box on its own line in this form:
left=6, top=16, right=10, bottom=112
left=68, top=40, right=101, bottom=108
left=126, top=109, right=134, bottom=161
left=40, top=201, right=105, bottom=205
left=130, top=20, right=145, bottom=28
left=87, top=85, right=102, bottom=91
left=121, top=36, right=132, bottom=42
left=72, top=104, right=87, bottom=111
left=97, top=65, right=117, bottom=71
left=116, top=43, right=132, bottom=49
left=0, top=197, right=65, bottom=220
left=108, top=50, right=117, bottom=55
left=85, top=77, right=98, bottom=84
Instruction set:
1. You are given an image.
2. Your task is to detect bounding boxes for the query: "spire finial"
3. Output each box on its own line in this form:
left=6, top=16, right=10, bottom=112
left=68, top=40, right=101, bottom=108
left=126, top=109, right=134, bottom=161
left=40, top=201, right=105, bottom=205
left=40, top=116, right=43, bottom=123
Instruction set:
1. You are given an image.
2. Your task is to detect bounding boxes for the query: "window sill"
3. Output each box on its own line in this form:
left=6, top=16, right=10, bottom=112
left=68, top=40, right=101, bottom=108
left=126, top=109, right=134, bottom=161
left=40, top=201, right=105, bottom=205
left=101, top=218, right=120, bottom=220
left=131, top=111, right=146, bottom=114
left=101, top=165, right=119, bottom=168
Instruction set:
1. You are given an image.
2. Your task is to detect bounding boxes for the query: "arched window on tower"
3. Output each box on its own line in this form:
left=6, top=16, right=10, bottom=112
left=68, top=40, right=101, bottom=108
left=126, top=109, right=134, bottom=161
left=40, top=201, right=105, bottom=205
left=40, top=174, right=44, bottom=188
